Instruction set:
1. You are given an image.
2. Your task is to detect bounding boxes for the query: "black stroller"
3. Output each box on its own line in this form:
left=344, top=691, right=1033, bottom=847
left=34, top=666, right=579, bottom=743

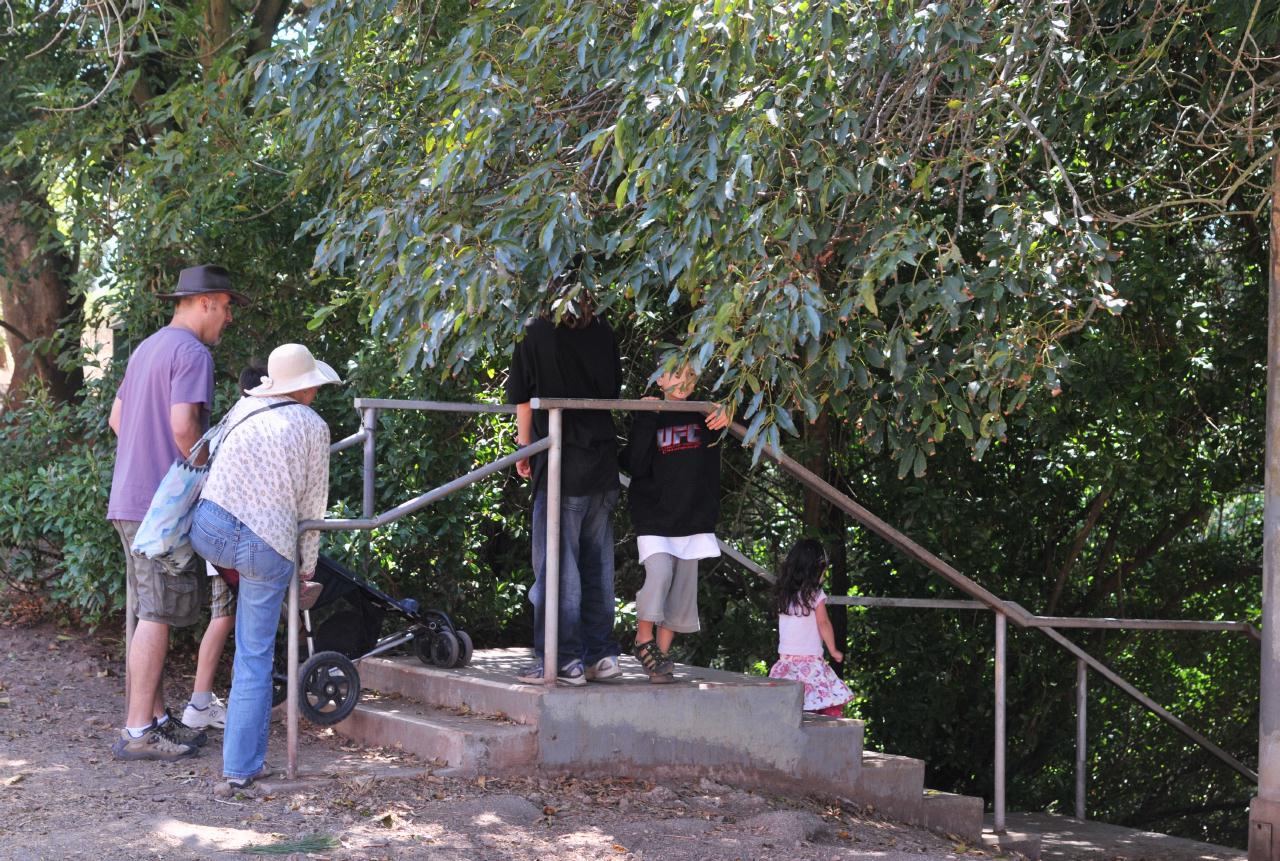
left=268, top=554, right=473, bottom=725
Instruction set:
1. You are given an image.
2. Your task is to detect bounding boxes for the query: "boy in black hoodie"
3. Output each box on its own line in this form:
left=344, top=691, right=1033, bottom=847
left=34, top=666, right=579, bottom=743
left=622, top=365, right=728, bottom=682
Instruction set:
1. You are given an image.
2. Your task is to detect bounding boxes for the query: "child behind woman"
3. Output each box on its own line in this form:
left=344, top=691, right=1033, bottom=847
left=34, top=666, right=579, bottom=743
left=768, top=539, right=853, bottom=716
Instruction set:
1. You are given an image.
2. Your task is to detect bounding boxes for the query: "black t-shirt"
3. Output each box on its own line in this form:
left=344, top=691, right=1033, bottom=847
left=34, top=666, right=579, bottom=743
left=621, top=408, right=721, bottom=536
left=505, top=316, right=621, bottom=496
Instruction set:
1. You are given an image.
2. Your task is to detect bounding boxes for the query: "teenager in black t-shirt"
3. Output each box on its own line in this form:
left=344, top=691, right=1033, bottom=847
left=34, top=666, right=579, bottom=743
left=506, top=304, right=622, bottom=685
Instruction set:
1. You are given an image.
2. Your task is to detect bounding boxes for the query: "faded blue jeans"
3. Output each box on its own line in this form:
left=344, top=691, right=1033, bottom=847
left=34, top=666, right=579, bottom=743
left=190, top=499, right=293, bottom=780
left=530, top=487, right=620, bottom=667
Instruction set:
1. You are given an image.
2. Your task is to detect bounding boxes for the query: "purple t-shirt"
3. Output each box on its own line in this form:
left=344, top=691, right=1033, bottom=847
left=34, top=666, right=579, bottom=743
left=106, top=327, right=214, bottom=521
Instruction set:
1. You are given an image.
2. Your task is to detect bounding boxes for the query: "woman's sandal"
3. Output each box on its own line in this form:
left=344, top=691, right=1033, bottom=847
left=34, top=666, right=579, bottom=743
left=633, top=640, right=675, bottom=683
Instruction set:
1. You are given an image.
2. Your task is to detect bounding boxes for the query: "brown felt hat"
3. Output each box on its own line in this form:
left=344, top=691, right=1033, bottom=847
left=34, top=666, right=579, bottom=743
left=157, top=264, right=250, bottom=307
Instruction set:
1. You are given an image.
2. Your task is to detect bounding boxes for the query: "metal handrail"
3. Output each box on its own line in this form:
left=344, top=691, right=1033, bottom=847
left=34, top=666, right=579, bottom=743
left=531, top=397, right=1260, bottom=830
left=828, top=593, right=1261, bottom=816
left=283, top=400, right=543, bottom=778
left=283, top=397, right=724, bottom=777
left=282, top=396, right=1258, bottom=832
left=740, top=582, right=1261, bottom=818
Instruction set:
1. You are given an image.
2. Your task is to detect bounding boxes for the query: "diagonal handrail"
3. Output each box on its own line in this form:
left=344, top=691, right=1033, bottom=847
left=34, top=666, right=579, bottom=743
left=289, top=397, right=1257, bottom=807
left=534, top=398, right=1257, bottom=795
left=718, top=416, right=1259, bottom=783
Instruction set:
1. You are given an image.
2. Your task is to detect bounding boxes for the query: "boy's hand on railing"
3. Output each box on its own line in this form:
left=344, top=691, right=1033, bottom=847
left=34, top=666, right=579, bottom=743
left=516, top=457, right=531, bottom=478
left=706, top=404, right=731, bottom=430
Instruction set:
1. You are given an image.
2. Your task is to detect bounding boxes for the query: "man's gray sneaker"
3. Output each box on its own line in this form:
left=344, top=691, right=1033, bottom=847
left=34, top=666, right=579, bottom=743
left=585, top=655, right=621, bottom=681
left=214, top=775, right=258, bottom=799
left=514, top=662, right=545, bottom=685
left=111, top=727, right=198, bottom=762
left=158, top=710, right=208, bottom=748
left=556, top=659, right=586, bottom=686
left=181, top=695, right=227, bottom=731
left=514, top=659, right=587, bottom=686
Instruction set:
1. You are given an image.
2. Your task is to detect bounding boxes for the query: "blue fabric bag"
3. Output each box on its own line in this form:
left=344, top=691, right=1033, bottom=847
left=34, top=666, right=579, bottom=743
left=131, top=401, right=296, bottom=575
left=129, top=424, right=223, bottom=575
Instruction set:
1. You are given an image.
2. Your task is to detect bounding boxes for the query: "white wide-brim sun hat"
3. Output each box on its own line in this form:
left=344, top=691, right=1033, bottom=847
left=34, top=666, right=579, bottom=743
left=247, top=343, right=342, bottom=397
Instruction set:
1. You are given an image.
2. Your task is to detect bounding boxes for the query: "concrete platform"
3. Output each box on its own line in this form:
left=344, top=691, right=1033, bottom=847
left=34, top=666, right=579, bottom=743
left=988, top=812, right=1245, bottom=861
left=336, top=648, right=985, bottom=840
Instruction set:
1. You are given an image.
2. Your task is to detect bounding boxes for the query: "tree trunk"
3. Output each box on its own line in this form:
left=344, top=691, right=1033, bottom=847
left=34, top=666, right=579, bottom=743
left=0, top=169, right=82, bottom=407
left=201, top=0, right=233, bottom=69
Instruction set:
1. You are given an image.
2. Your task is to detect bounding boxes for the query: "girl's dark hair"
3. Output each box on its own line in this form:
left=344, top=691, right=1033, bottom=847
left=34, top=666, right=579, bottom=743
left=238, top=359, right=268, bottom=395
left=773, top=538, right=828, bottom=616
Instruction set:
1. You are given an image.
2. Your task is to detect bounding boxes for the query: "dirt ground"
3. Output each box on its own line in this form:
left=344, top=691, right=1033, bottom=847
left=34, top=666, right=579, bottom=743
left=0, top=616, right=1012, bottom=861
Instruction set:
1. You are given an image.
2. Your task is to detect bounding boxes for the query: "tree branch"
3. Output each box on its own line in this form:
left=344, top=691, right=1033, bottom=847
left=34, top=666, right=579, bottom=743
left=1046, top=486, right=1113, bottom=614
left=247, top=0, right=290, bottom=57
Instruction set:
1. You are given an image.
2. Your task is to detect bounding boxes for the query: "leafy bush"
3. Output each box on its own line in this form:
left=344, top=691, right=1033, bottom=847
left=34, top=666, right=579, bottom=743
left=0, top=384, right=119, bottom=624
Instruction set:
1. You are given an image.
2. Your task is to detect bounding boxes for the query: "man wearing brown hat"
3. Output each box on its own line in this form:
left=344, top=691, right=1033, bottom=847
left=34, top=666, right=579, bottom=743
left=106, top=264, right=249, bottom=761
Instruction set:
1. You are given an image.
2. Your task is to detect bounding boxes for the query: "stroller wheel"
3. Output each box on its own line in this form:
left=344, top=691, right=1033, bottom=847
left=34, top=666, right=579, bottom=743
left=412, top=627, right=433, bottom=666
left=454, top=630, right=473, bottom=668
left=431, top=630, right=460, bottom=668
left=299, top=651, right=361, bottom=726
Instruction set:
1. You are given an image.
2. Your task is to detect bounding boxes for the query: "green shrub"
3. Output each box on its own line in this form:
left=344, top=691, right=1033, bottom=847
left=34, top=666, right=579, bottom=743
left=0, top=383, right=119, bottom=624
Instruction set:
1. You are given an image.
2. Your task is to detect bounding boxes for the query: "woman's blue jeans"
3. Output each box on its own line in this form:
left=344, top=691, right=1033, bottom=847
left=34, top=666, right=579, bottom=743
left=190, top=499, right=294, bottom=780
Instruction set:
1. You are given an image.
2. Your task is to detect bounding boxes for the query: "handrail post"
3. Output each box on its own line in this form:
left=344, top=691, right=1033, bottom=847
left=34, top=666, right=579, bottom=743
left=123, top=579, right=135, bottom=724
left=361, top=407, right=377, bottom=577
left=1250, top=147, right=1280, bottom=859
left=1076, top=658, right=1088, bottom=820
left=994, top=611, right=1007, bottom=834
left=286, top=533, right=300, bottom=779
left=543, top=408, right=563, bottom=686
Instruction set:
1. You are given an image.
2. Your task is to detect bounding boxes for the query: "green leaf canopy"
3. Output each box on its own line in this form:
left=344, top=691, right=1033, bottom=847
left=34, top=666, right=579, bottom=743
left=269, top=0, right=1120, bottom=463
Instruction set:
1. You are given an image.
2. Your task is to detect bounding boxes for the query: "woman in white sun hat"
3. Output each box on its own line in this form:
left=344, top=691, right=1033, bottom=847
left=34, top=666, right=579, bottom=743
left=188, top=343, right=341, bottom=797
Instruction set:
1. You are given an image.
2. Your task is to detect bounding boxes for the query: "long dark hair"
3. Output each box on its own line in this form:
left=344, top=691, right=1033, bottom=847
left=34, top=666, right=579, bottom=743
left=773, top=538, right=827, bottom=616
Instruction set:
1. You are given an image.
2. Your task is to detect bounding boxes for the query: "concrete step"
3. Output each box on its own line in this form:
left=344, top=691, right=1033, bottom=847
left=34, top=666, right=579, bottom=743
left=922, top=790, right=984, bottom=842
left=357, top=653, right=544, bottom=724
left=853, top=751, right=927, bottom=823
left=796, top=712, right=866, bottom=794
left=336, top=694, right=537, bottom=772
left=343, top=649, right=981, bottom=839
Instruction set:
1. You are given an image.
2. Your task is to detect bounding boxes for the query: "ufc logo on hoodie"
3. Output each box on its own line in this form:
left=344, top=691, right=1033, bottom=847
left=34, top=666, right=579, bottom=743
left=656, top=424, right=702, bottom=453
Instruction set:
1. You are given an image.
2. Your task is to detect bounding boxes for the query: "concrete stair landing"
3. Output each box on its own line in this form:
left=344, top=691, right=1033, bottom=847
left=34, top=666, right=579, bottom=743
left=335, top=648, right=983, bottom=840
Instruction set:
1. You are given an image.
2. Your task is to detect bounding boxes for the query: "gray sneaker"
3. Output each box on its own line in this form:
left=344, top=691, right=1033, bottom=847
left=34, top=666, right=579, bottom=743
left=515, top=659, right=587, bottom=686
left=181, top=695, right=227, bottom=731
left=585, top=655, right=621, bottom=681
left=214, top=775, right=258, bottom=799
left=158, top=710, right=208, bottom=748
left=556, top=659, right=586, bottom=686
left=111, top=727, right=198, bottom=762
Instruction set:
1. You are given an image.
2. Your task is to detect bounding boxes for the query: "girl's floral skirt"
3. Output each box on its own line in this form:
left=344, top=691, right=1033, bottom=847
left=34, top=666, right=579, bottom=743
left=769, top=654, right=853, bottom=712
